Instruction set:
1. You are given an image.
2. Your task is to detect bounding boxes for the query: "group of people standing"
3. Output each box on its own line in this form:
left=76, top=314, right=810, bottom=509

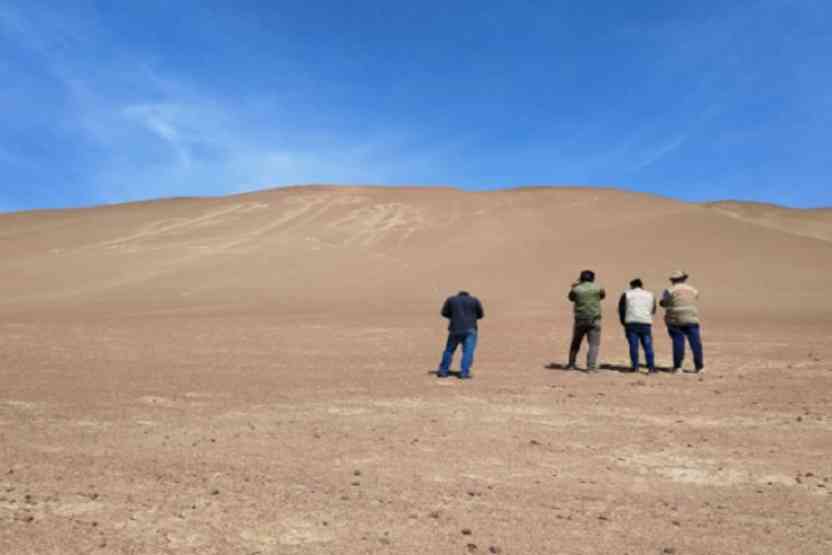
left=436, top=270, right=703, bottom=379
left=567, top=269, right=703, bottom=374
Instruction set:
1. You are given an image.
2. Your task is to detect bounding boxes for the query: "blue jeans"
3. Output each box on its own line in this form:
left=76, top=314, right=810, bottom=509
left=625, top=323, right=655, bottom=370
left=667, top=324, right=703, bottom=370
left=438, top=330, right=478, bottom=377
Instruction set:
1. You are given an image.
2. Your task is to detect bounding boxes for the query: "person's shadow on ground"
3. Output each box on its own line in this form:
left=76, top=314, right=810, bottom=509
left=544, top=362, right=582, bottom=372
left=544, top=362, right=674, bottom=373
left=427, top=370, right=467, bottom=378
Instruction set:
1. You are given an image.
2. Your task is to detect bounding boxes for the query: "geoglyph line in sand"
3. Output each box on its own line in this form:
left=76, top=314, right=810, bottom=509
left=7, top=196, right=335, bottom=303
left=89, top=203, right=266, bottom=249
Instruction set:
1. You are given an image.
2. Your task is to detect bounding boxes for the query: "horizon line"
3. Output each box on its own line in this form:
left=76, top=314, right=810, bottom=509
left=1, top=183, right=829, bottom=215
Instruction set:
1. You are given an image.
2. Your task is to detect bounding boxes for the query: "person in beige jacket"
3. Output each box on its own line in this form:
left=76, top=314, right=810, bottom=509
left=659, top=270, right=704, bottom=373
left=618, top=278, right=656, bottom=373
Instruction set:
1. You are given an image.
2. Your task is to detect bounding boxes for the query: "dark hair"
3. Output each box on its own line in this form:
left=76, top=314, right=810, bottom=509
left=579, top=270, right=595, bottom=282
left=630, top=278, right=643, bottom=288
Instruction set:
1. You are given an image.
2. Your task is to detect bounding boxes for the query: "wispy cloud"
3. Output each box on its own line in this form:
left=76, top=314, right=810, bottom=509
left=2, top=1, right=830, bottom=208
left=0, top=3, right=457, bottom=207
left=632, top=134, right=687, bottom=171
left=77, top=83, right=455, bottom=204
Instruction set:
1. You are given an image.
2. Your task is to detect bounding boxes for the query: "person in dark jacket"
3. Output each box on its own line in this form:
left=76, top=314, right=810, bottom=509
left=437, top=291, right=484, bottom=379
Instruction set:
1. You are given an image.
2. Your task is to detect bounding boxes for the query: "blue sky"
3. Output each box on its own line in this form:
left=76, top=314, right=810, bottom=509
left=1, top=1, right=830, bottom=211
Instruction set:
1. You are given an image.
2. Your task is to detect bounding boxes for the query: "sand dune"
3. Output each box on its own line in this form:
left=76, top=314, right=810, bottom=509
left=707, top=200, right=832, bottom=243
left=2, top=186, right=830, bottom=319
left=1, top=186, right=830, bottom=554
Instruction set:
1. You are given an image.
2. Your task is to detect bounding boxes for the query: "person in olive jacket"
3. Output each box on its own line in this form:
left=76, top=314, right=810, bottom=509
left=567, top=270, right=606, bottom=371
left=437, top=291, right=484, bottom=379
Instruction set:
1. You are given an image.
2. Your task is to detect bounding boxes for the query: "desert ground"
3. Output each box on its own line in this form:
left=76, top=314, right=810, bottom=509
left=1, top=186, right=831, bottom=554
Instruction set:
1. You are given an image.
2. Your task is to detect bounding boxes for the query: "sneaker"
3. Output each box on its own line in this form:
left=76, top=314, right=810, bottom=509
left=437, top=371, right=450, bottom=378
left=458, top=374, right=472, bottom=380
left=646, top=368, right=657, bottom=374
left=672, top=368, right=683, bottom=375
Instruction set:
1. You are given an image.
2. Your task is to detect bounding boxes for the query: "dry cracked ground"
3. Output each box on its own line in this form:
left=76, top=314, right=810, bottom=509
left=1, top=186, right=831, bottom=554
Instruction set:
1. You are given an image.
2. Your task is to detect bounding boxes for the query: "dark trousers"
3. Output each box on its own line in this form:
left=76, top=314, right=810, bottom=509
left=667, top=324, right=703, bottom=370
left=569, top=319, right=601, bottom=369
left=624, top=323, right=655, bottom=371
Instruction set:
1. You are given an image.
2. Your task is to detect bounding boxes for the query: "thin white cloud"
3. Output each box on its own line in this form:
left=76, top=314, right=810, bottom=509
left=122, top=104, right=193, bottom=168
left=0, top=3, right=459, bottom=206
left=632, top=134, right=688, bottom=171
left=82, top=86, right=449, bottom=203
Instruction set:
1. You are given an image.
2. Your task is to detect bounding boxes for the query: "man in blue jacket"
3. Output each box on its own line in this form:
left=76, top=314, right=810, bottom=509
left=437, top=291, right=485, bottom=379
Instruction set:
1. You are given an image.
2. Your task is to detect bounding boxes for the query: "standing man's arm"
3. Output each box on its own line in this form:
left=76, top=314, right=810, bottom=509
left=659, top=289, right=671, bottom=308
left=651, top=295, right=657, bottom=315
left=475, top=299, right=484, bottom=320
left=600, top=288, right=607, bottom=300
left=441, top=298, right=451, bottom=319
left=568, top=288, right=576, bottom=302
left=618, top=293, right=627, bottom=326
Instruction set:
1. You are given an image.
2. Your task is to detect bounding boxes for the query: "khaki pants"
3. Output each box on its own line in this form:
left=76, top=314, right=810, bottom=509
left=569, top=319, right=601, bottom=369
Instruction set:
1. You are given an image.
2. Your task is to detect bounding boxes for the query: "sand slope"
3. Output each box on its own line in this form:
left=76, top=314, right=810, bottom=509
left=2, top=186, right=831, bottom=319
left=707, top=200, right=832, bottom=243
left=1, top=186, right=831, bottom=554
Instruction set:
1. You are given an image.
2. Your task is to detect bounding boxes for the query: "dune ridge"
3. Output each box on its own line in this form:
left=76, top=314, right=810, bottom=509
left=2, top=186, right=830, bottom=320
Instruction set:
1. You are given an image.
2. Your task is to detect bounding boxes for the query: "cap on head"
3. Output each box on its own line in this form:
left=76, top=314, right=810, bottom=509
left=629, top=278, right=643, bottom=288
left=579, top=270, right=595, bottom=283
left=669, top=270, right=688, bottom=281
